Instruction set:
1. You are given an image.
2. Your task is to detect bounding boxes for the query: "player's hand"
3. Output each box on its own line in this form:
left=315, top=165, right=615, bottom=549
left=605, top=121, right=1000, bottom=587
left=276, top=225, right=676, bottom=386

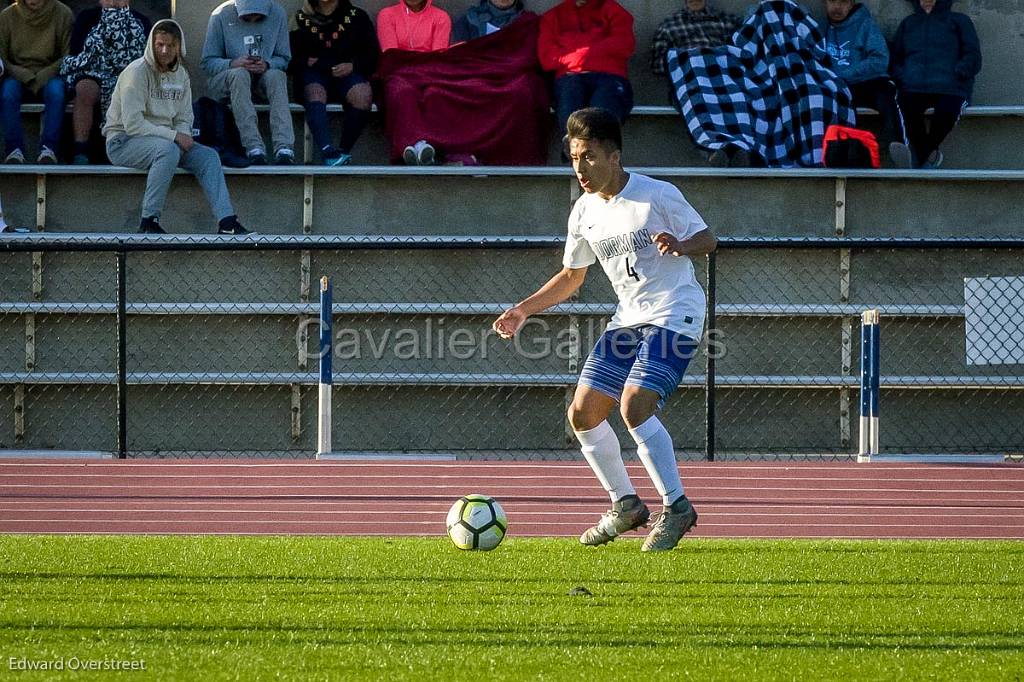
left=652, top=231, right=683, bottom=256
left=248, top=58, right=268, bottom=75
left=492, top=306, right=527, bottom=340
left=230, top=55, right=253, bottom=70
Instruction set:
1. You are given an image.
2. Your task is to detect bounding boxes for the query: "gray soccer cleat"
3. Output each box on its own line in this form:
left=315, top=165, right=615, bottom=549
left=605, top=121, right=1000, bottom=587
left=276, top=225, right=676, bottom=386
left=579, top=495, right=651, bottom=546
left=641, top=495, right=698, bottom=552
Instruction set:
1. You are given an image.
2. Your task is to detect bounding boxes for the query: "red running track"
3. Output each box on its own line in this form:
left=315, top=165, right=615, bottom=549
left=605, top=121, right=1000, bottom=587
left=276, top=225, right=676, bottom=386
left=0, top=460, right=1022, bottom=539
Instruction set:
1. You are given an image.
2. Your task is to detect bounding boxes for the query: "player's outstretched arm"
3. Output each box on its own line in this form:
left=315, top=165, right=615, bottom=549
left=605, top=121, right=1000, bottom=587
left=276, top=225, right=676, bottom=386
left=492, top=267, right=588, bottom=339
left=652, top=228, right=718, bottom=257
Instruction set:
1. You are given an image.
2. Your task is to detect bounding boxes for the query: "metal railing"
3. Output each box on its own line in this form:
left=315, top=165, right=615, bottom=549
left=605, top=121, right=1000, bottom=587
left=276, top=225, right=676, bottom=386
left=1, top=235, right=1023, bottom=460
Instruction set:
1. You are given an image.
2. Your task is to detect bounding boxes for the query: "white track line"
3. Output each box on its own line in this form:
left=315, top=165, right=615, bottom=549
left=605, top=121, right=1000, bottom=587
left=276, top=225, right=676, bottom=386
left=0, top=462, right=1017, bottom=472
left=1, top=483, right=1020, bottom=494
left=3, top=473, right=1021, bottom=484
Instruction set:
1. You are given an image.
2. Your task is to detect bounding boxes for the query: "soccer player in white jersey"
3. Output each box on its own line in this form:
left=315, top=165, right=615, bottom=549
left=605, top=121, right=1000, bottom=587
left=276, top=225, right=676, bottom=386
left=492, top=107, right=717, bottom=551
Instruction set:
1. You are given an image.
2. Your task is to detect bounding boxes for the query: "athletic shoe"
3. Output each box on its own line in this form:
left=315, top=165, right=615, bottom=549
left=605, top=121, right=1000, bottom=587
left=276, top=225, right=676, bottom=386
left=642, top=495, right=698, bottom=552
left=415, top=140, right=435, bottom=166
left=323, top=149, right=352, bottom=167
left=923, top=149, right=944, bottom=169
left=217, top=217, right=253, bottom=236
left=247, top=148, right=268, bottom=166
left=4, top=149, right=25, bottom=164
left=579, top=495, right=651, bottom=546
left=72, top=153, right=90, bottom=165
left=36, top=146, right=58, bottom=164
left=402, top=144, right=418, bottom=165
left=274, top=148, right=295, bottom=165
left=888, top=142, right=913, bottom=169
left=138, top=217, right=166, bottom=234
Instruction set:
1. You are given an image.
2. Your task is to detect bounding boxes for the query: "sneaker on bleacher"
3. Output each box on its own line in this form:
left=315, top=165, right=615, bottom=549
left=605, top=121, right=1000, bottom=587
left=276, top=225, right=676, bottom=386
left=37, top=147, right=58, bottom=164
left=415, top=140, right=435, bottom=166
left=217, top=215, right=254, bottom=236
left=247, top=148, right=268, bottom=166
left=889, top=142, right=913, bottom=169
left=138, top=217, right=166, bottom=234
left=273, top=148, right=295, bottom=166
left=4, top=149, right=25, bottom=164
left=322, top=147, right=352, bottom=167
left=923, top=149, right=944, bottom=169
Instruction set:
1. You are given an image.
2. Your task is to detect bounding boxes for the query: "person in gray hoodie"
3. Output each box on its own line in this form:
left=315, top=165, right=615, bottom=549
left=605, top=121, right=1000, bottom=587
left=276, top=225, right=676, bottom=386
left=202, top=0, right=294, bottom=165
left=822, top=0, right=911, bottom=167
left=891, top=0, right=981, bottom=168
left=104, top=19, right=250, bottom=234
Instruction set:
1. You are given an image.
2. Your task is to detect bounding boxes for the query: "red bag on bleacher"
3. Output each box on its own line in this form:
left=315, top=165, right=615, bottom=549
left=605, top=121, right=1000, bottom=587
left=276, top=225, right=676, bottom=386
left=823, top=125, right=880, bottom=169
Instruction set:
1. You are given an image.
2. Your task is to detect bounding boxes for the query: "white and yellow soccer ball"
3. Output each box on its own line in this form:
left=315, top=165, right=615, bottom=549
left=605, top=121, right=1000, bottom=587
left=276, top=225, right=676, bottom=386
left=446, top=494, right=508, bottom=551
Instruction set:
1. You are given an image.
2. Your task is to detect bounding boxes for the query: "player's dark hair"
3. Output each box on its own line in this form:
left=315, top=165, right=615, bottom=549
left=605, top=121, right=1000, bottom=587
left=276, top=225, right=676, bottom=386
left=566, top=108, right=623, bottom=153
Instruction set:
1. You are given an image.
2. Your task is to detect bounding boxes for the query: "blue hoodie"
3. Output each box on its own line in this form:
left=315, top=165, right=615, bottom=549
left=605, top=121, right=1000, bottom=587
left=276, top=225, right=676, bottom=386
left=891, top=0, right=981, bottom=100
left=823, top=3, right=888, bottom=86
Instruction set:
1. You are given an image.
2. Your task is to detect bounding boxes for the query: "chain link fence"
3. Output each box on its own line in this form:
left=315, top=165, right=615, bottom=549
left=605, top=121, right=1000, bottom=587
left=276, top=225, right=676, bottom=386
left=1, top=236, right=1022, bottom=460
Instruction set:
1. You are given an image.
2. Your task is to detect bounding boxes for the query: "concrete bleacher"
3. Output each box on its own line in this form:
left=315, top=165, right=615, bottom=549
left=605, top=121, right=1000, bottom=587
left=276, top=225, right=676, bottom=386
left=16, top=102, right=1024, bottom=168
left=1, top=0, right=1022, bottom=458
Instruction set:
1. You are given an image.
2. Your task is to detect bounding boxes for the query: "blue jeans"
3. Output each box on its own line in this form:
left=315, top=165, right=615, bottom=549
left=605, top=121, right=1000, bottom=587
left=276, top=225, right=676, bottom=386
left=554, top=72, right=633, bottom=136
left=1, top=76, right=66, bottom=153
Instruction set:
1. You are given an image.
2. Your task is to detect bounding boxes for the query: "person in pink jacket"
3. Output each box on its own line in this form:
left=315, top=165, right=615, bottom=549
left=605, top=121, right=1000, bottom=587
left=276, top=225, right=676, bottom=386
left=377, top=0, right=450, bottom=52
left=376, top=0, right=451, bottom=163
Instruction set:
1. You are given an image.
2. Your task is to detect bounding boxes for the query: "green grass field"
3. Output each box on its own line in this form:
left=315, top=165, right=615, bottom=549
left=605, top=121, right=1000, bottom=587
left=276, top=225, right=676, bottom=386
left=0, top=536, right=1022, bottom=681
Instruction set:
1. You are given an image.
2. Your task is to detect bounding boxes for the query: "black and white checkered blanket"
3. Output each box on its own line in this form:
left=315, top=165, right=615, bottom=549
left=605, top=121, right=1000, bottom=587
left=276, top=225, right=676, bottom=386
left=666, top=0, right=855, bottom=167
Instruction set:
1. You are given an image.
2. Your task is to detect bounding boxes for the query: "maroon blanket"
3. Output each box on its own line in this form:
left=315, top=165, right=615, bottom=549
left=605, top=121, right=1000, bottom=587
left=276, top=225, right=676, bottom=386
left=375, top=14, right=550, bottom=165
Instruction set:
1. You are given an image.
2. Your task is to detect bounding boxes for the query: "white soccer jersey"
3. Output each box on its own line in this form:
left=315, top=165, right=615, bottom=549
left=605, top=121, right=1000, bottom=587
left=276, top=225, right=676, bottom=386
left=562, top=173, right=708, bottom=339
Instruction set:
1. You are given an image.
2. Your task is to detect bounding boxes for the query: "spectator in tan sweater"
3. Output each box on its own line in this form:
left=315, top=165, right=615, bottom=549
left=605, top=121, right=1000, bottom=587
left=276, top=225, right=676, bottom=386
left=0, top=0, right=73, bottom=164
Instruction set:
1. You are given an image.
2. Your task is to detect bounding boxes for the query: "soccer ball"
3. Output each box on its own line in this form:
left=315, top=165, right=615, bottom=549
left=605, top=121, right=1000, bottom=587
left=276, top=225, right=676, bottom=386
left=446, top=494, right=508, bottom=551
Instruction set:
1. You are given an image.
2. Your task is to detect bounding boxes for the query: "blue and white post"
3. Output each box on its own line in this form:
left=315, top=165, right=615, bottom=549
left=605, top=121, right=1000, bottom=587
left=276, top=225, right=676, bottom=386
left=317, top=276, right=333, bottom=459
left=858, top=309, right=880, bottom=463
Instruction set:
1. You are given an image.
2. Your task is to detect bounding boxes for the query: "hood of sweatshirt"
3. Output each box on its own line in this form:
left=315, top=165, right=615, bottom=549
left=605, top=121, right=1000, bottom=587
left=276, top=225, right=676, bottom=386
left=828, top=3, right=871, bottom=37
left=906, top=0, right=953, bottom=14
left=237, top=0, right=273, bottom=17
left=144, top=18, right=187, bottom=72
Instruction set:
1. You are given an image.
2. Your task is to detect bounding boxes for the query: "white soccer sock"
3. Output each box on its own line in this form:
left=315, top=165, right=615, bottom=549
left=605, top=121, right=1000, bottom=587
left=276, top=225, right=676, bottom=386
left=628, top=415, right=684, bottom=506
left=575, top=420, right=636, bottom=503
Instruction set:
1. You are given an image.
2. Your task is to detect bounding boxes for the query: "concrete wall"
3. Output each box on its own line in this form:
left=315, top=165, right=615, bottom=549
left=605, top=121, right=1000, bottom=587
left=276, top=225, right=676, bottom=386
left=170, top=0, right=1024, bottom=105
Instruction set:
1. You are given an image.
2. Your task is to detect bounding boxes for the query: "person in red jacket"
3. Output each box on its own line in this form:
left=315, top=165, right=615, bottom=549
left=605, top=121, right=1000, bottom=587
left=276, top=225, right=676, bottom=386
left=538, top=0, right=635, bottom=146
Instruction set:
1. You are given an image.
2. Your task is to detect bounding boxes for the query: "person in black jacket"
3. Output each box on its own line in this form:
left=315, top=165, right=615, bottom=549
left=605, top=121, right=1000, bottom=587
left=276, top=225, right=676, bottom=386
left=290, top=0, right=379, bottom=166
left=61, top=0, right=151, bottom=164
left=890, top=0, right=981, bottom=168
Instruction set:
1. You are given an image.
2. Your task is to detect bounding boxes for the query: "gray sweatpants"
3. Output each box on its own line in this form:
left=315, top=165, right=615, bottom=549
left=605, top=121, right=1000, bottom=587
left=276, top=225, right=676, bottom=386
left=106, top=134, right=235, bottom=224
left=207, top=67, right=294, bottom=154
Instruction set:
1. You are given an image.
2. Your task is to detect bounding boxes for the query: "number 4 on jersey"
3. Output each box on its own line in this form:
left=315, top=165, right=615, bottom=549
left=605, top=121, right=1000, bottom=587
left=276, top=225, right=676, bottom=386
left=625, top=257, right=641, bottom=282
